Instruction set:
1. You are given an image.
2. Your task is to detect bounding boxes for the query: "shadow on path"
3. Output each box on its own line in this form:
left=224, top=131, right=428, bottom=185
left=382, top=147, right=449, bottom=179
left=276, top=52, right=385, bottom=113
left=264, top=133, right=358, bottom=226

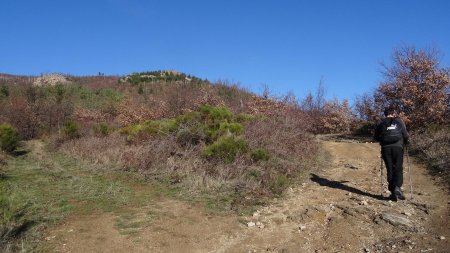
left=310, top=173, right=388, bottom=201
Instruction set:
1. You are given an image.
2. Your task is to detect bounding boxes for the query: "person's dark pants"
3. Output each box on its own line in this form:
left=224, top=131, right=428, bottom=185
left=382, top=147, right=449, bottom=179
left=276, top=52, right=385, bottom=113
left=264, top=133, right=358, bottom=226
left=381, top=146, right=404, bottom=193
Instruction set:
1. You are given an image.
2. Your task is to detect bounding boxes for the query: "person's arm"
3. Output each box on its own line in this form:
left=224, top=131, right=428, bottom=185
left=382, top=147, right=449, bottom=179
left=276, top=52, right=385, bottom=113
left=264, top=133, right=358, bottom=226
left=373, top=122, right=381, bottom=142
left=401, top=120, right=409, bottom=145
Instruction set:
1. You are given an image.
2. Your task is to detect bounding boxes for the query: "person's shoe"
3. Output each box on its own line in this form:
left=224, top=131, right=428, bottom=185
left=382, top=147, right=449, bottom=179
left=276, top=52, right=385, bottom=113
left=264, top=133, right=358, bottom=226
left=394, top=187, right=406, bottom=200
left=388, top=193, right=398, bottom=202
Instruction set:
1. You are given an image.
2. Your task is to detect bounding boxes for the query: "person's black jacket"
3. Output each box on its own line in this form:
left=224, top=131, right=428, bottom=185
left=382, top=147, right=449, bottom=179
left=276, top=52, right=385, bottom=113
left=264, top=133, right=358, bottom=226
left=374, top=117, right=409, bottom=147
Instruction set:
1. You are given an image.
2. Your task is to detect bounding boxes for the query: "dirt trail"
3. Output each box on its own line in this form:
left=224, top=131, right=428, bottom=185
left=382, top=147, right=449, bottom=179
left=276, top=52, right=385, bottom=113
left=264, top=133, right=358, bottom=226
left=43, top=136, right=449, bottom=252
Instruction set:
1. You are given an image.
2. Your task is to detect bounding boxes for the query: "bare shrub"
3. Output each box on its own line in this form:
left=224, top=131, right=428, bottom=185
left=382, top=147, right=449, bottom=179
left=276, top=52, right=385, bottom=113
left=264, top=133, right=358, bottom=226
left=60, top=133, right=178, bottom=174
left=301, top=93, right=356, bottom=134
left=353, top=93, right=377, bottom=123
left=410, top=126, right=450, bottom=185
left=162, top=81, right=205, bottom=117
left=244, top=107, right=318, bottom=194
left=300, top=82, right=358, bottom=134
left=352, top=93, right=378, bottom=136
left=0, top=84, right=76, bottom=139
left=35, top=99, right=74, bottom=131
left=319, top=99, right=355, bottom=134
left=213, top=81, right=252, bottom=113
left=0, top=95, right=38, bottom=139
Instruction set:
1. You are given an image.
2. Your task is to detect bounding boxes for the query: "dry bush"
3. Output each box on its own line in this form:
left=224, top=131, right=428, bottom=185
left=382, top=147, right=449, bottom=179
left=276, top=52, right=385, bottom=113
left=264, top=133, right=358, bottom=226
left=59, top=132, right=237, bottom=194
left=375, top=46, right=449, bottom=129
left=410, top=126, right=450, bottom=187
left=0, top=74, right=35, bottom=87
left=0, top=83, right=76, bottom=139
left=319, top=99, right=355, bottom=134
left=300, top=82, right=357, bottom=134
left=74, top=76, right=122, bottom=91
left=352, top=93, right=378, bottom=136
left=301, top=92, right=356, bottom=134
left=162, top=81, right=207, bottom=117
left=213, top=81, right=252, bottom=113
left=245, top=110, right=313, bottom=159
left=60, top=132, right=179, bottom=174
left=353, top=92, right=378, bottom=123
left=0, top=95, right=39, bottom=139
left=244, top=106, right=318, bottom=194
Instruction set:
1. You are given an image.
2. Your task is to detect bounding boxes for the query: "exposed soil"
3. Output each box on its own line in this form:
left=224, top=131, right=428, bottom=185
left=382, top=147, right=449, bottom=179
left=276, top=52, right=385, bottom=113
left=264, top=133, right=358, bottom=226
left=42, top=136, right=449, bottom=252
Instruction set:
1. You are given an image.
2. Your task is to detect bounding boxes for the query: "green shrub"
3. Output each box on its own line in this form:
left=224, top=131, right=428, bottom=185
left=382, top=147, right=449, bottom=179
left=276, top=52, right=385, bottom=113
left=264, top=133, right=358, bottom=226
left=246, top=169, right=261, bottom=179
left=200, top=105, right=233, bottom=124
left=203, top=136, right=247, bottom=163
left=55, top=84, right=65, bottom=103
left=97, top=88, right=123, bottom=102
left=63, top=121, right=80, bottom=139
left=137, top=84, right=144, bottom=94
left=235, top=113, right=255, bottom=123
left=94, top=123, right=112, bottom=136
left=270, top=175, right=289, bottom=195
left=0, top=85, right=9, bottom=98
left=120, top=119, right=177, bottom=138
left=411, top=126, right=449, bottom=184
left=158, top=119, right=178, bottom=134
left=219, top=122, right=244, bottom=135
left=176, top=127, right=206, bottom=146
left=251, top=148, right=270, bottom=162
left=0, top=124, right=20, bottom=153
left=206, top=122, right=244, bottom=140
left=175, top=111, right=202, bottom=125
left=65, top=85, right=124, bottom=110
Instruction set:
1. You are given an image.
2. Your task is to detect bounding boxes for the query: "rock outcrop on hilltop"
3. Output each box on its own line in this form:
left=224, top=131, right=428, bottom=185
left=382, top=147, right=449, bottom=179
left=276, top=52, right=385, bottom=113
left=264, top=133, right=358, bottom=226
left=33, top=74, right=71, bottom=87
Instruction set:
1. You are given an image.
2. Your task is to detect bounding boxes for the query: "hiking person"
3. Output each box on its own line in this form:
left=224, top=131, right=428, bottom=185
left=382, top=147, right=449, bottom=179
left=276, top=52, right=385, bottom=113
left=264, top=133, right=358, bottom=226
left=374, top=106, right=409, bottom=201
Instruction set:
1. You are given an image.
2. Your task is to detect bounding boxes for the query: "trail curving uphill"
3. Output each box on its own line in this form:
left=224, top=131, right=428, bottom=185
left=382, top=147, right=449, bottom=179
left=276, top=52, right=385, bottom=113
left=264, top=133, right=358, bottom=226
left=43, top=135, right=449, bottom=253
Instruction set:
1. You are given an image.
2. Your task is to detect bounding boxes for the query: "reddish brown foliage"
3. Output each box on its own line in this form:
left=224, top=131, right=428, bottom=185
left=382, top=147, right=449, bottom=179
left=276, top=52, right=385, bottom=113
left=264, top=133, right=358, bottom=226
left=319, top=99, right=354, bottom=134
left=375, top=46, right=449, bottom=129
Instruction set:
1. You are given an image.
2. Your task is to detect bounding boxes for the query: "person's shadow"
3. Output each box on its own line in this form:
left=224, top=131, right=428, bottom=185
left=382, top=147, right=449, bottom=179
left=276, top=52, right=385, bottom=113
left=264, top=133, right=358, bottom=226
left=310, top=173, right=388, bottom=201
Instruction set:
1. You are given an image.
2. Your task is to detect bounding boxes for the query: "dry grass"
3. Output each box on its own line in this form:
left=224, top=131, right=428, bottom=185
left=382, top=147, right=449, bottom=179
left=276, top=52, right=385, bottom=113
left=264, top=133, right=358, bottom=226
left=59, top=104, right=319, bottom=210
left=410, top=126, right=450, bottom=189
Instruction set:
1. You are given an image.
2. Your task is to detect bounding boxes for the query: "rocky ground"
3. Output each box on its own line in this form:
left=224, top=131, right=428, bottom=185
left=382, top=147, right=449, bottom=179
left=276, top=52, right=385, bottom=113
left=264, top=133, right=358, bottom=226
left=42, top=136, right=449, bottom=253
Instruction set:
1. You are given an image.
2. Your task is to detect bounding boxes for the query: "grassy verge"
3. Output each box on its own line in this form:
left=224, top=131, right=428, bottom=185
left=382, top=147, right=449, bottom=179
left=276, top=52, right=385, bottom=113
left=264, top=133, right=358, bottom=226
left=0, top=141, right=164, bottom=252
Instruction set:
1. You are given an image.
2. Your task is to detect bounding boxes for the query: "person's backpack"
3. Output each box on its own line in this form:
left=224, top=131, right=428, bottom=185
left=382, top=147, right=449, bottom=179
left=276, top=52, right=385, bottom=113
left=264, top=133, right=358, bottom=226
left=380, top=118, right=403, bottom=144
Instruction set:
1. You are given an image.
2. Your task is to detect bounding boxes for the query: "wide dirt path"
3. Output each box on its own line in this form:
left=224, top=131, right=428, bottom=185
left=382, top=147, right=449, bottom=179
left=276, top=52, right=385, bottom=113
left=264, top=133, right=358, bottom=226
left=43, top=136, right=449, bottom=252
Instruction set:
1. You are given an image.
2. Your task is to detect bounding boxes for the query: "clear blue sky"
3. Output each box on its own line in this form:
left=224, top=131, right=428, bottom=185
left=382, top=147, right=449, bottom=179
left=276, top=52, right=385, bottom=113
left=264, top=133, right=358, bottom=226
left=1, top=0, right=449, bottom=101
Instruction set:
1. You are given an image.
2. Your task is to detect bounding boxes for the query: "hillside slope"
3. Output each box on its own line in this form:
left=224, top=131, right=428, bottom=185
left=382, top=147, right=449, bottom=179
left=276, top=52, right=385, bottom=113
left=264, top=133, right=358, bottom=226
left=40, top=135, right=449, bottom=252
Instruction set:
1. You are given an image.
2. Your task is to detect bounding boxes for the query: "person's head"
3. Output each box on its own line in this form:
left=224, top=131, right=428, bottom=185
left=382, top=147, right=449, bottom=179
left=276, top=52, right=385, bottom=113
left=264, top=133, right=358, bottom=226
left=384, top=105, right=396, bottom=117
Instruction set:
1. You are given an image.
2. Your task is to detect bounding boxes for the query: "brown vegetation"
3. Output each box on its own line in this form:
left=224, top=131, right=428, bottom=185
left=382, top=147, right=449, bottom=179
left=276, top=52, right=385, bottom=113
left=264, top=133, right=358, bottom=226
left=352, top=46, right=450, bottom=186
left=375, top=46, right=449, bottom=129
left=353, top=46, right=449, bottom=130
left=301, top=83, right=356, bottom=134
